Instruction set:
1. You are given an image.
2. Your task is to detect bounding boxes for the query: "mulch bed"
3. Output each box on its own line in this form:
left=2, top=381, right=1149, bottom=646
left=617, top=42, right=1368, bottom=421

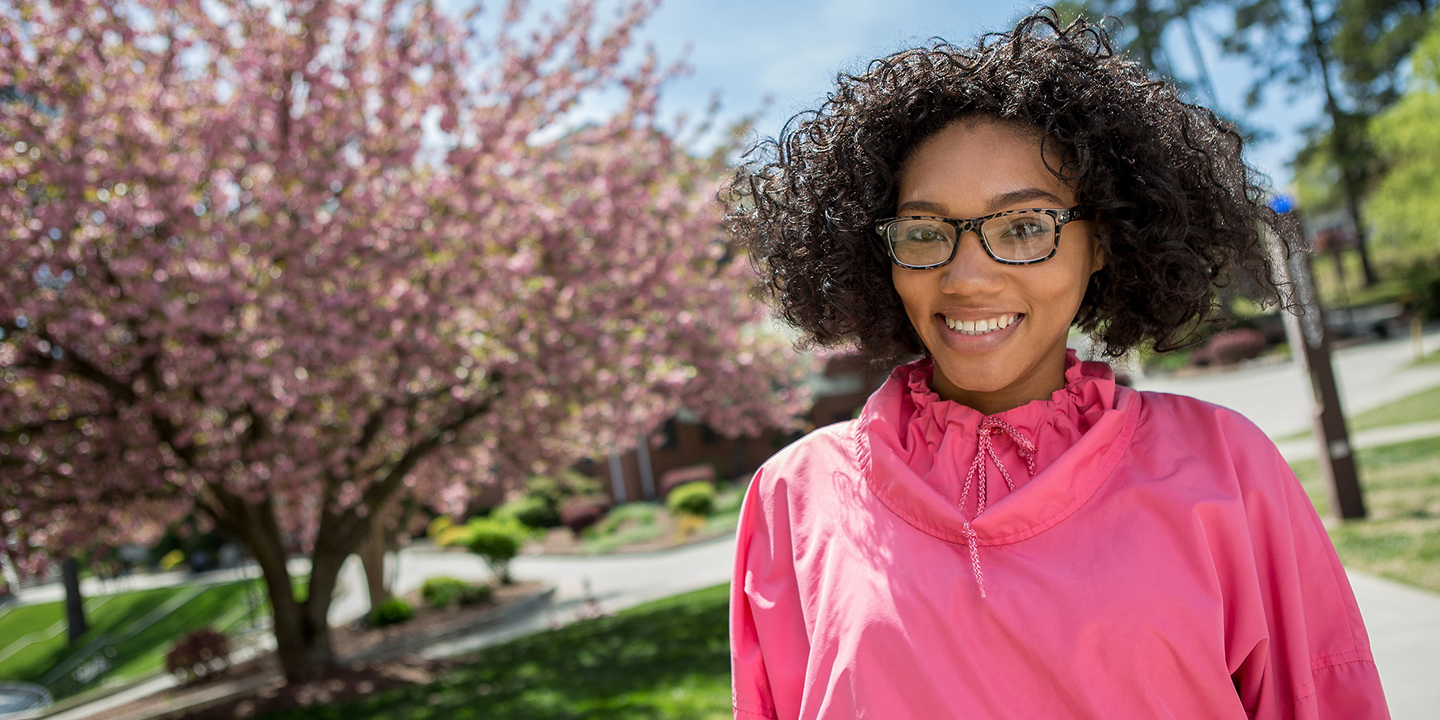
left=97, top=581, right=546, bottom=720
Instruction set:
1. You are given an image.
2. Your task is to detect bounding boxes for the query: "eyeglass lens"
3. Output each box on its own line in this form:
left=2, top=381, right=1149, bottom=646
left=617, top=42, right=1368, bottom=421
left=886, top=212, right=1058, bottom=266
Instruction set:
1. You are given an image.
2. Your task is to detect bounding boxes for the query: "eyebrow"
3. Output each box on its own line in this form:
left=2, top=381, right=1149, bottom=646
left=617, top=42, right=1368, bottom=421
left=896, top=187, right=1069, bottom=216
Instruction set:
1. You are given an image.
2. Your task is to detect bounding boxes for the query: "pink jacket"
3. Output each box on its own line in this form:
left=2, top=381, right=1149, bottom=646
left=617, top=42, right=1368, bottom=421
left=731, top=354, right=1389, bottom=719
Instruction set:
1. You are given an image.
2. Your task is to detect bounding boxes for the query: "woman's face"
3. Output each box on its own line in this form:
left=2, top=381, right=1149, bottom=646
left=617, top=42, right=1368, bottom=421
left=890, top=118, right=1104, bottom=415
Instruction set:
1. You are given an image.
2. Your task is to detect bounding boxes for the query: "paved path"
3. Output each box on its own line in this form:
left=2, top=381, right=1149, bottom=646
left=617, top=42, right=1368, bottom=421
left=1130, top=330, right=1440, bottom=439
left=1275, top=420, right=1440, bottom=461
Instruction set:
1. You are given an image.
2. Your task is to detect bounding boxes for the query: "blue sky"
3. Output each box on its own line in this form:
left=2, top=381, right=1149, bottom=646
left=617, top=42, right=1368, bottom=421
left=617, top=0, right=1324, bottom=189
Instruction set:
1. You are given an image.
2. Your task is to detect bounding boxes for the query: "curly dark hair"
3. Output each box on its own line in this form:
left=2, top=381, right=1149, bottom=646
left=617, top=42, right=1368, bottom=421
left=727, top=9, right=1282, bottom=365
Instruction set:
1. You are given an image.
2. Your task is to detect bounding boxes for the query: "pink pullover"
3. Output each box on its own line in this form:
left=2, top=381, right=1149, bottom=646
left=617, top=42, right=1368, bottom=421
left=731, top=354, right=1389, bottom=719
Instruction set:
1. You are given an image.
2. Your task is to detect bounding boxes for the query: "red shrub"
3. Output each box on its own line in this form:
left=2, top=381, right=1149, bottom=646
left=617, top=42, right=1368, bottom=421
left=659, top=465, right=716, bottom=497
left=560, top=496, right=611, bottom=537
left=1197, top=328, right=1268, bottom=366
left=165, top=627, right=232, bottom=684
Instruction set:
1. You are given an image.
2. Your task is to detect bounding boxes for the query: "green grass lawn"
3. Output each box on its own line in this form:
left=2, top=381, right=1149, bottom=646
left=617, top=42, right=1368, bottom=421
left=1291, top=435, right=1440, bottom=592
left=1349, top=385, right=1440, bottom=432
left=257, top=584, right=734, bottom=720
left=0, top=577, right=270, bottom=699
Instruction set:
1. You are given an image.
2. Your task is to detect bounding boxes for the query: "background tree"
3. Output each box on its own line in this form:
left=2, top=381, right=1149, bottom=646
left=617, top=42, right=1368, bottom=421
left=1331, top=0, right=1433, bottom=110
left=0, top=0, right=810, bottom=684
left=1062, top=0, right=1224, bottom=109
left=1367, top=12, right=1440, bottom=260
left=1223, top=0, right=1433, bottom=286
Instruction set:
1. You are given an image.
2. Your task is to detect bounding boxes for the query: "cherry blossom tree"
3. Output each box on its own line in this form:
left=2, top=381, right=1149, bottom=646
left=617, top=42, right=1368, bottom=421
left=0, top=0, right=810, bottom=682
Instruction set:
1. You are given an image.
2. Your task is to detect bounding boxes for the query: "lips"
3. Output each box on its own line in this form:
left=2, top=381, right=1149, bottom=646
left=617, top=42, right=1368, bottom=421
left=942, top=313, right=1021, bottom=336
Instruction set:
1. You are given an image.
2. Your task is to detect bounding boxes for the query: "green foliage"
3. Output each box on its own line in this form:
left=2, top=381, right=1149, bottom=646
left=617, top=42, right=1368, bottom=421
left=426, top=515, right=454, bottom=539
left=1331, top=0, right=1435, bottom=109
left=525, top=470, right=603, bottom=510
left=666, top=482, right=717, bottom=518
left=251, top=584, right=734, bottom=720
left=493, top=470, right=605, bottom=531
left=421, top=577, right=471, bottom=610
left=421, top=577, right=493, bottom=609
left=368, top=598, right=415, bottom=627
left=494, top=495, right=560, bottom=530
left=1370, top=12, right=1440, bottom=260
left=465, top=517, right=529, bottom=584
left=458, top=583, right=493, bottom=606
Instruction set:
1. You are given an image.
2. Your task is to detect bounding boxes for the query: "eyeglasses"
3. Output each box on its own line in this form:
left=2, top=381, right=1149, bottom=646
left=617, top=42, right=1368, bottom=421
left=875, top=206, right=1086, bottom=269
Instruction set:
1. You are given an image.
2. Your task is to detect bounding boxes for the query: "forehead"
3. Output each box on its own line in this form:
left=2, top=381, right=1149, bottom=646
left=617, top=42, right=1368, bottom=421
left=896, top=119, right=1073, bottom=215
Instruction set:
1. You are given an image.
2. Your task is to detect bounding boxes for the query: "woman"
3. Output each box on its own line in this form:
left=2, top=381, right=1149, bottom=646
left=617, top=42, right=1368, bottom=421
left=725, top=10, right=1390, bottom=720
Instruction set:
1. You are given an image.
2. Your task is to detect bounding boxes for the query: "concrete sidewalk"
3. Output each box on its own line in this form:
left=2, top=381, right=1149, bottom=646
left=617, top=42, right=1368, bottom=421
left=1275, top=419, right=1440, bottom=461
left=1346, top=570, right=1440, bottom=718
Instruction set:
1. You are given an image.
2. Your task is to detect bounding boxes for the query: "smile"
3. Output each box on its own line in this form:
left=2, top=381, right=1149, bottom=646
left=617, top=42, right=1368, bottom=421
left=943, top=313, right=1020, bottom=335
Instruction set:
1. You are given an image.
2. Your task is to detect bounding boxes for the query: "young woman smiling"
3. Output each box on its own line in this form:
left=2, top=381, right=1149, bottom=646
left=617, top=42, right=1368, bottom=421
left=724, top=10, right=1390, bottom=720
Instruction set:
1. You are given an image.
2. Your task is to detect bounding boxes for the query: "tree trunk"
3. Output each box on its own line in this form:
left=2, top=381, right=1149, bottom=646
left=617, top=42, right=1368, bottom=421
left=222, top=497, right=344, bottom=684
left=1300, top=0, right=1379, bottom=286
left=61, top=556, right=88, bottom=644
left=357, top=511, right=391, bottom=611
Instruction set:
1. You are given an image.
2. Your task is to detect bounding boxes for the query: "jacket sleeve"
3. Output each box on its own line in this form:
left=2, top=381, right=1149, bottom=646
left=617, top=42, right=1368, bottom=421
left=731, top=469, right=808, bottom=720
left=1223, top=418, right=1391, bottom=720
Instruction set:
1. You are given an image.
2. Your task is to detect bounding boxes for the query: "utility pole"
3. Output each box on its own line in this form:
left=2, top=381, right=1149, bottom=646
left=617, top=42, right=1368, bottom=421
left=1270, top=195, right=1367, bottom=520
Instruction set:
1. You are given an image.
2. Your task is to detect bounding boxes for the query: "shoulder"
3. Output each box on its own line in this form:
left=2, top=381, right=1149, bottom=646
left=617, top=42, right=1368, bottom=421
left=746, top=420, right=862, bottom=502
left=1133, top=389, right=1273, bottom=450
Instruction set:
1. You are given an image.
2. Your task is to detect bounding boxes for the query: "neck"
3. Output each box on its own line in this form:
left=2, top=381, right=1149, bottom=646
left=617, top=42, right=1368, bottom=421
left=931, top=350, right=1069, bottom=416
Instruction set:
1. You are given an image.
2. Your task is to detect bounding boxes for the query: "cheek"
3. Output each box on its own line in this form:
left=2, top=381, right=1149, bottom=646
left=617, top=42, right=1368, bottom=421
left=889, top=271, right=923, bottom=319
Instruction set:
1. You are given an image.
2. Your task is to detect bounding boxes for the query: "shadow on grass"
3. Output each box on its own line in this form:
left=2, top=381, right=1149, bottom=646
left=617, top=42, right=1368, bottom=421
left=261, top=584, right=733, bottom=720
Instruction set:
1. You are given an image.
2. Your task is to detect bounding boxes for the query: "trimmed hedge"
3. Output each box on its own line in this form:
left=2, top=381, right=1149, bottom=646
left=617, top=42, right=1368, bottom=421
left=369, top=598, right=415, bottom=627
left=666, top=482, right=716, bottom=517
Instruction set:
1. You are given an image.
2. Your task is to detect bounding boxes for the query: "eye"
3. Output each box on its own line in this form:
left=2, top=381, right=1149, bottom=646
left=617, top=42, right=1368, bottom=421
left=902, top=222, right=949, bottom=243
left=1000, top=218, right=1046, bottom=240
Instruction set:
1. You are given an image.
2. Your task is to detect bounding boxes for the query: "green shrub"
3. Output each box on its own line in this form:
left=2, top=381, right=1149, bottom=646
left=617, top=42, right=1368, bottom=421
left=433, top=523, right=475, bottom=547
left=421, top=577, right=470, bottom=609
left=465, top=517, right=528, bottom=584
left=426, top=515, right=454, bottom=539
left=494, top=495, right=560, bottom=529
left=525, top=470, right=603, bottom=507
left=667, top=482, right=716, bottom=517
left=458, top=582, right=493, bottom=606
left=369, top=598, right=415, bottom=627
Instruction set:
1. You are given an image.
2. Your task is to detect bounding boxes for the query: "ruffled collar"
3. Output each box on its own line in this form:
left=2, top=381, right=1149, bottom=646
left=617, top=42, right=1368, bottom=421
left=895, top=351, right=1116, bottom=473
left=853, top=349, right=1140, bottom=551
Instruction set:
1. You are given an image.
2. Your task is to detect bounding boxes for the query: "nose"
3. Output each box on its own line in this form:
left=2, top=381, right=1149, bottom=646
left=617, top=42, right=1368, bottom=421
left=937, top=230, right=1006, bottom=295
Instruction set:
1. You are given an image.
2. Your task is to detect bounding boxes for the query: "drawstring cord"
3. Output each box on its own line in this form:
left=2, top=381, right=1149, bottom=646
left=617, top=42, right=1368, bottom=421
left=959, top=417, right=1036, bottom=598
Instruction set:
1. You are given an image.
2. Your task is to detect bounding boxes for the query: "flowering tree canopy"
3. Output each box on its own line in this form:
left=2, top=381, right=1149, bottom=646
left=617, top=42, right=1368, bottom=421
left=0, top=0, right=810, bottom=681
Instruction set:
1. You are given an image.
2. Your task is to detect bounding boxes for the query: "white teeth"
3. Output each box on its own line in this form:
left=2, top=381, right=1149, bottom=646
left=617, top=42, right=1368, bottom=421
left=945, top=314, right=1019, bottom=335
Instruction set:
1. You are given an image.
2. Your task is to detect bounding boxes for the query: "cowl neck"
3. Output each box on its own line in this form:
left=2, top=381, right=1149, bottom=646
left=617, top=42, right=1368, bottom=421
left=853, top=350, right=1139, bottom=548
